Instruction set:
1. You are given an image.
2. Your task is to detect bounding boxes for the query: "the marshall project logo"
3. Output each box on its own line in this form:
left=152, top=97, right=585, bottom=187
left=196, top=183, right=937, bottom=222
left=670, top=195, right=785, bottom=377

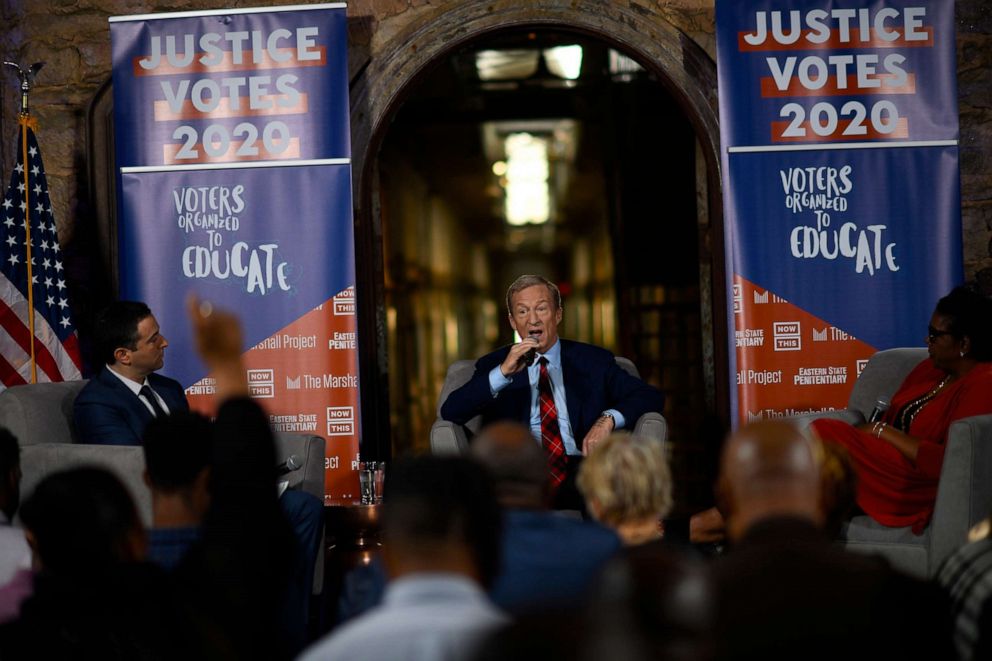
left=733, top=284, right=743, bottom=314
left=735, top=328, right=765, bottom=348
left=857, top=359, right=870, bottom=376
left=334, top=287, right=356, bottom=316
left=253, top=333, right=318, bottom=351
left=269, top=413, right=318, bottom=433
left=737, top=369, right=783, bottom=386
left=287, top=373, right=359, bottom=390
left=247, top=369, right=274, bottom=398
left=794, top=366, right=848, bottom=386
left=753, top=289, right=787, bottom=305
left=327, top=406, right=355, bottom=436
left=747, top=406, right=837, bottom=421
left=773, top=322, right=801, bottom=351
left=812, top=326, right=855, bottom=342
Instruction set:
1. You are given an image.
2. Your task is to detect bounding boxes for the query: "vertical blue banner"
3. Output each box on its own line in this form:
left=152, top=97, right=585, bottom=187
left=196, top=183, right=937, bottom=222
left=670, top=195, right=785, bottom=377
left=716, top=1, right=961, bottom=423
left=110, top=4, right=360, bottom=496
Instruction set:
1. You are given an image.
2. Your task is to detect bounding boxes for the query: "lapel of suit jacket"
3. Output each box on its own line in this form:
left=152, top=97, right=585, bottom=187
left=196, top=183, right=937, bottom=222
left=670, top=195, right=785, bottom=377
left=507, top=368, right=532, bottom=423
left=149, top=374, right=187, bottom=413
left=559, top=340, right=584, bottom=431
left=100, top=367, right=154, bottom=436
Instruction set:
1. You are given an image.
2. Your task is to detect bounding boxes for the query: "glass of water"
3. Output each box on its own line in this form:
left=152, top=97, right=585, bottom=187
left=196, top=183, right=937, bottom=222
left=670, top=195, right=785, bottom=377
left=359, top=461, right=375, bottom=505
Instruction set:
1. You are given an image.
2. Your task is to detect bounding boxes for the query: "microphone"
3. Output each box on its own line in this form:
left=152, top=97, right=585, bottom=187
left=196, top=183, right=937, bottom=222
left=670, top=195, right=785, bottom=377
left=867, top=396, right=890, bottom=423
left=276, top=454, right=302, bottom=476
left=520, top=331, right=539, bottom=368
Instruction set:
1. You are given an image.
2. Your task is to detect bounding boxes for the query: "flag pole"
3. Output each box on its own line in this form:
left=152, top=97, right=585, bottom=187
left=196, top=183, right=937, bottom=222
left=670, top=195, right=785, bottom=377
left=5, top=61, right=43, bottom=383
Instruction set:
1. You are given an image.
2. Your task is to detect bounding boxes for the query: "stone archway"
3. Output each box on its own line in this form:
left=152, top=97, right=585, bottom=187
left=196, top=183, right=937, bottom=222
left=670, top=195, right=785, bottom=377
left=347, top=1, right=728, bottom=452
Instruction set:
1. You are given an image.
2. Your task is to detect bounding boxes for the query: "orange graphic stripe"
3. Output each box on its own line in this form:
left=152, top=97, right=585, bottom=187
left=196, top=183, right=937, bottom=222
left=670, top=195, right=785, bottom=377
left=760, top=73, right=916, bottom=98
left=163, top=138, right=301, bottom=165
left=154, top=94, right=308, bottom=121
left=771, top=118, right=909, bottom=142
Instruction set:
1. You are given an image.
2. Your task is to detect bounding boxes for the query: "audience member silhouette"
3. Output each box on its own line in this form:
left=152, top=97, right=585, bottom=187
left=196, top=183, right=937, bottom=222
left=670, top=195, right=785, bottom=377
left=142, top=411, right=212, bottom=570
left=301, top=454, right=506, bottom=661
left=0, top=428, right=32, bottom=622
left=0, top=467, right=200, bottom=659
left=471, top=421, right=620, bottom=615
left=580, top=543, right=714, bottom=661
left=938, top=515, right=992, bottom=660
left=577, top=431, right=672, bottom=546
left=713, top=420, right=953, bottom=660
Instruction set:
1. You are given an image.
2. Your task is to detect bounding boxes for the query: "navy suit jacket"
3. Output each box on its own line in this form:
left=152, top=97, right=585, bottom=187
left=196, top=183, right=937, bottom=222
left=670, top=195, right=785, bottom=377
left=73, top=367, right=190, bottom=445
left=440, top=339, right=664, bottom=443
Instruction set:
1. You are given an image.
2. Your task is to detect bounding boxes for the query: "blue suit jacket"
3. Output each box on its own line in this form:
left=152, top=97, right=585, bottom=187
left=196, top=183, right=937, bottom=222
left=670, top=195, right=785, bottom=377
left=73, top=367, right=190, bottom=445
left=440, top=339, right=664, bottom=442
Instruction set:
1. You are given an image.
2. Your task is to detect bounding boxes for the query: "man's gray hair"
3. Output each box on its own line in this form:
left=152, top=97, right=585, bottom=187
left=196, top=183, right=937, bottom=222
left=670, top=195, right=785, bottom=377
left=505, top=275, right=562, bottom=313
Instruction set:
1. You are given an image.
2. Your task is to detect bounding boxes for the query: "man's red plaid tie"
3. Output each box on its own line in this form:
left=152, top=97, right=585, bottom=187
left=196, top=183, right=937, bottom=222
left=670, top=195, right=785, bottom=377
left=537, top=357, right=568, bottom=488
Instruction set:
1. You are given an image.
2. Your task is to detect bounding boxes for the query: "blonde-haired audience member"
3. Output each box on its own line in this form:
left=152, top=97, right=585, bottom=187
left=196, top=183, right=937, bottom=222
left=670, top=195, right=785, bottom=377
left=578, top=433, right=672, bottom=546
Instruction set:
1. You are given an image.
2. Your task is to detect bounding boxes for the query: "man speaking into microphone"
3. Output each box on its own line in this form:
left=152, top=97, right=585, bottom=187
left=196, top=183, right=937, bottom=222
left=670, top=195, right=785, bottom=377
left=441, top=275, right=664, bottom=509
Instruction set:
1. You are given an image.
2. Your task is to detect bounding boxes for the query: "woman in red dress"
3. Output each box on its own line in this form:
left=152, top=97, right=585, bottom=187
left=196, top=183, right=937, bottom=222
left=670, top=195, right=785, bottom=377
left=812, top=287, right=992, bottom=534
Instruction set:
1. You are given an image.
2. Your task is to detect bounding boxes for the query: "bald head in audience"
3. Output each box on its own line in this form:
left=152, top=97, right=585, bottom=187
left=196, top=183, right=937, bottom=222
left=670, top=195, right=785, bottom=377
left=718, top=420, right=823, bottom=542
left=471, top=422, right=550, bottom=510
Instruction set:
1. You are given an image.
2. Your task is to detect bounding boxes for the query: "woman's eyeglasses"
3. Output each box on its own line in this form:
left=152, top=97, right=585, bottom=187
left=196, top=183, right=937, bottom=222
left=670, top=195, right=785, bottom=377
left=927, top=326, right=954, bottom=343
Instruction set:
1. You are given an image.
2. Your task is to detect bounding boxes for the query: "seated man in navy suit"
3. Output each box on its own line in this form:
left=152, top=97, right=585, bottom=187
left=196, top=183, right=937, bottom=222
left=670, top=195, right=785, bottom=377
left=74, top=300, right=322, bottom=647
left=441, top=275, right=664, bottom=508
left=74, top=301, right=188, bottom=444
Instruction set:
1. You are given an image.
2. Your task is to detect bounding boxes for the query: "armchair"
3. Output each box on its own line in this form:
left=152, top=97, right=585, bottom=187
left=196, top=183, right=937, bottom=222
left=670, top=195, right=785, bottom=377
left=430, top=356, right=667, bottom=455
left=793, top=348, right=992, bottom=578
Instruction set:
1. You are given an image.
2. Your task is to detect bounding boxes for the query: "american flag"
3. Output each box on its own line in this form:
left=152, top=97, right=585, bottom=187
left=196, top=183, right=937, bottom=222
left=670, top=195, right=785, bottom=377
left=0, top=123, right=82, bottom=388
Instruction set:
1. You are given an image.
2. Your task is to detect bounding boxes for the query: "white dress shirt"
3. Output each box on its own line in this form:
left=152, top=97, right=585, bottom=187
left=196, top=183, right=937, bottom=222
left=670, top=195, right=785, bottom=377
left=487, top=339, right=624, bottom=455
left=106, top=366, right=171, bottom=417
left=299, top=573, right=506, bottom=661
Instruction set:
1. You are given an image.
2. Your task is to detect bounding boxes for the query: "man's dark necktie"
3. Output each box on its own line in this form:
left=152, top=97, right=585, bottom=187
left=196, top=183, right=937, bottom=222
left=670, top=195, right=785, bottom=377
left=139, top=385, right=167, bottom=418
left=537, top=357, right=568, bottom=489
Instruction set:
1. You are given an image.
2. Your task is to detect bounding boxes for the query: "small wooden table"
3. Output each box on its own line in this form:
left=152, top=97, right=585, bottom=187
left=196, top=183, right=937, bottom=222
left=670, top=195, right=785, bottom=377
left=318, top=498, right=383, bottom=633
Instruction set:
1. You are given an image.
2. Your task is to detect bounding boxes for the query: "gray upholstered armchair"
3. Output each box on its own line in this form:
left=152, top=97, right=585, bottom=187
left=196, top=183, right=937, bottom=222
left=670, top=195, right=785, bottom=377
left=0, top=380, right=326, bottom=522
left=430, top=356, right=667, bottom=455
left=0, top=379, right=328, bottom=592
left=792, top=347, right=992, bottom=578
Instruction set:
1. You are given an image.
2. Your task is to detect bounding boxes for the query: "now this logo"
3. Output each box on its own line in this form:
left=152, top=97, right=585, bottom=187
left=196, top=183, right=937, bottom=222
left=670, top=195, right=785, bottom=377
left=247, top=369, right=274, bottom=398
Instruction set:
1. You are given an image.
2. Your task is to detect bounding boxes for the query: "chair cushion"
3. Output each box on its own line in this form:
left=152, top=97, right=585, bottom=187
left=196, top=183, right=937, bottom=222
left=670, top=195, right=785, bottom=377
left=0, top=380, right=89, bottom=446
left=840, top=515, right=929, bottom=578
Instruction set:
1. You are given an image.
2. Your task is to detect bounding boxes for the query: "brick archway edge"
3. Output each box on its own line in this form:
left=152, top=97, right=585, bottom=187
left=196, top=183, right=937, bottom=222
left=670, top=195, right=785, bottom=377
left=348, top=1, right=721, bottom=204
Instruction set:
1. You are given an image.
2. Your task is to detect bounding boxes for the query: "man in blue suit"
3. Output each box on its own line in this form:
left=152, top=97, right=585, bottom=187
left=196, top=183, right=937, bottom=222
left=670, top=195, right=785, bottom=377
left=74, top=301, right=188, bottom=445
left=441, top=275, right=664, bottom=507
left=74, top=299, right=323, bottom=650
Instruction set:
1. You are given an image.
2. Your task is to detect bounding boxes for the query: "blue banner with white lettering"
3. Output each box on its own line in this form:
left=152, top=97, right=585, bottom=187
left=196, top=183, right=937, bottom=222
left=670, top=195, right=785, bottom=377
left=716, top=0, right=961, bottom=423
left=110, top=4, right=359, bottom=496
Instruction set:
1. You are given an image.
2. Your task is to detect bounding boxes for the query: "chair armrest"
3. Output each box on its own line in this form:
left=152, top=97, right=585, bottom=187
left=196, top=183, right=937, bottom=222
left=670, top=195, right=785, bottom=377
left=274, top=433, right=326, bottom=501
left=929, top=414, right=992, bottom=574
left=791, top=409, right=865, bottom=436
left=633, top=412, right=667, bottom=445
left=430, top=420, right=470, bottom=455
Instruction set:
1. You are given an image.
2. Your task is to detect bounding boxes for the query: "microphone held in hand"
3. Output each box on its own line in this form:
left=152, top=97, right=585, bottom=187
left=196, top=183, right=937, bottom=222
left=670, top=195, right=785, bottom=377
left=867, top=396, right=890, bottom=423
left=276, top=454, right=302, bottom=476
left=520, top=331, right=540, bottom=368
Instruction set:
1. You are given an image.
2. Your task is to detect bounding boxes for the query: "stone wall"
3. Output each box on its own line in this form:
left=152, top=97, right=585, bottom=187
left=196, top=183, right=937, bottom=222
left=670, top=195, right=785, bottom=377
left=0, top=0, right=989, bottom=282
